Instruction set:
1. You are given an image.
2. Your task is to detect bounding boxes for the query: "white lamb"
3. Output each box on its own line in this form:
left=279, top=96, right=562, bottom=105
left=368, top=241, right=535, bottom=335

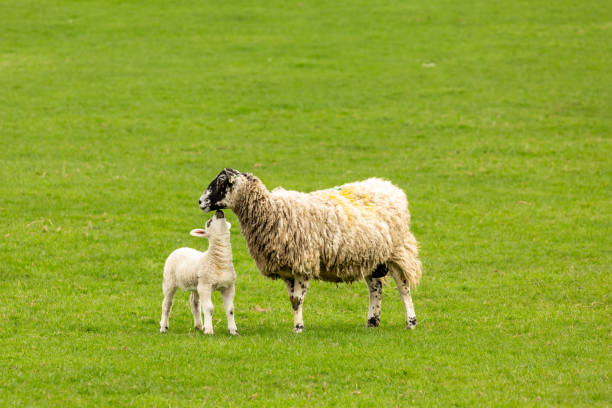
left=160, top=210, right=238, bottom=335
left=198, top=168, right=422, bottom=333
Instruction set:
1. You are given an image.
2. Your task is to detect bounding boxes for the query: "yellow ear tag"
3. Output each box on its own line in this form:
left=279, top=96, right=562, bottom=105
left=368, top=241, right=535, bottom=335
left=229, top=175, right=235, bottom=184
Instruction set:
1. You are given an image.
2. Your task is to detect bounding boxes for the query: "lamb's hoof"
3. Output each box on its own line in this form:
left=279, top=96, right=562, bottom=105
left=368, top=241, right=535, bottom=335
left=406, top=317, right=417, bottom=330
left=160, top=326, right=168, bottom=333
left=366, top=316, right=380, bottom=328
left=204, top=328, right=214, bottom=335
left=293, top=324, right=304, bottom=333
left=229, top=329, right=239, bottom=336
left=194, top=325, right=203, bottom=331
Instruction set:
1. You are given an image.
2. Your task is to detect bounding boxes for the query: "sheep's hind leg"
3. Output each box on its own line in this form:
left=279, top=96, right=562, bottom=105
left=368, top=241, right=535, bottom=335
left=365, top=275, right=383, bottom=328
left=160, top=286, right=177, bottom=333
left=284, top=277, right=310, bottom=333
left=390, top=265, right=417, bottom=330
left=221, top=283, right=238, bottom=336
left=189, top=291, right=203, bottom=331
left=197, top=283, right=214, bottom=334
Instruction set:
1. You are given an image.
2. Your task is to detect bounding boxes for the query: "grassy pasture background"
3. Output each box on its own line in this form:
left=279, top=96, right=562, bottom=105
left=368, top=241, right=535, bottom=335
left=1, top=0, right=610, bottom=406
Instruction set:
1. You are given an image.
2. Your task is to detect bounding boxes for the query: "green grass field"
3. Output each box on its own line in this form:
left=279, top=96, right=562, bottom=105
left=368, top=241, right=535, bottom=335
left=1, top=0, right=610, bottom=406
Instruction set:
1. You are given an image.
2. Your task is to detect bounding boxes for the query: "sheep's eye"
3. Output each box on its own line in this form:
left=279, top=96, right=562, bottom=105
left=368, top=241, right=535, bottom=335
left=206, top=219, right=212, bottom=228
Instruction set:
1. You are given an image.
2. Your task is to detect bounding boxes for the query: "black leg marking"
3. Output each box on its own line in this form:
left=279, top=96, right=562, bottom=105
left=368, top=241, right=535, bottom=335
left=290, top=296, right=301, bottom=311
left=367, top=316, right=380, bottom=327
left=288, top=279, right=295, bottom=292
left=372, top=263, right=388, bottom=278
left=365, top=276, right=383, bottom=328
left=294, top=324, right=304, bottom=331
left=408, top=317, right=417, bottom=327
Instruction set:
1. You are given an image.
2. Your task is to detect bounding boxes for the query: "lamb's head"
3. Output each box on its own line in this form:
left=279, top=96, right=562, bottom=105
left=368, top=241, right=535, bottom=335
left=190, top=210, right=231, bottom=238
left=198, top=168, right=246, bottom=212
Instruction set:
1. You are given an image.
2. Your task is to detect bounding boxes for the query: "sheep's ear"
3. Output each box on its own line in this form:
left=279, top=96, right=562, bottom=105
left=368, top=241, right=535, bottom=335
left=190, top=229, right=208, bottom=238
left=226, top=222, right=231, bottom=230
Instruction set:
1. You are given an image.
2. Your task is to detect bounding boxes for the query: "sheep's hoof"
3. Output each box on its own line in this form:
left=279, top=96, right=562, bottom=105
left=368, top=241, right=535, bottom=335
left=406, top=317, right=417, bottom=330
left=229, top=329, right=239, bottom=336
left=204, top=328, right=214, bottom=335
left=366, top=316, right=380, bottom=328
left=293, top=324, right=304, bottom=333
left=160, top=326, right=168, bottom=333
left=194, top=325, right=203, bottom=331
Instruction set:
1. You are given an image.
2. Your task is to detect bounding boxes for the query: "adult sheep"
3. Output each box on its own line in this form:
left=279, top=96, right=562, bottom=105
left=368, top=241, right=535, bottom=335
left=198, top=168, right=422, bottom=332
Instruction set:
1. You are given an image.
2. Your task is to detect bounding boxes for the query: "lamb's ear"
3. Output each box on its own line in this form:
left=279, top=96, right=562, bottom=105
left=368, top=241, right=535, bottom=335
left=226, top=222, right=231, bottom=230
left=190, top=229, right=208, bottom=238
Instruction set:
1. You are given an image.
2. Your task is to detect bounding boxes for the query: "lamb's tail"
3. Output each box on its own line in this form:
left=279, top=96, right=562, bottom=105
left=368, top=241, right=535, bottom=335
left=390, top=233, right=422, bottom=289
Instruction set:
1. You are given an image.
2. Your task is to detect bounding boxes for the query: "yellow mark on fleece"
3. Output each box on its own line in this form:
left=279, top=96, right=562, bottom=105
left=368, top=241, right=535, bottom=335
left=339, top=188, right=374, bottom=209
left=321, top=187, right=374, bottom=223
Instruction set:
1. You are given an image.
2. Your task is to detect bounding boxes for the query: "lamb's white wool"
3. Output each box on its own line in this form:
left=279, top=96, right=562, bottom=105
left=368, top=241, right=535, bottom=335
left=160, top=210, right=238, bottom=335
left=199, top=168, right=422, bottom=332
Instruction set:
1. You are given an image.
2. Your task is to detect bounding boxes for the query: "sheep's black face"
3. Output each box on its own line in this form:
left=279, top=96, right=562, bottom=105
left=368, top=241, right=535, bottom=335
left=199, top=168, right=241, bottom=212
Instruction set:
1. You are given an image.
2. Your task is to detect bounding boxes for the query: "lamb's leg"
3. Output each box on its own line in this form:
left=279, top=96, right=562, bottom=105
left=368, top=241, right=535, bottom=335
left=284, top=277, right=310, bottom=333
left=221, top=283, right=238, bottom=336
left=189, top=291, right=203, bottom=331
left=390, top=265, right=417, bottom=330
left=364, top=275, right=383, bottom=328
left=160, top=285, right=177, bottom=333
left=197, top=283, right=214, bottom=334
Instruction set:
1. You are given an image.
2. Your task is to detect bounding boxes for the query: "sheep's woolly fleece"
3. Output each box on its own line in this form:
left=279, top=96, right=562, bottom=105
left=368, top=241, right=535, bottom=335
left=230, top=175, right=422, bottom=287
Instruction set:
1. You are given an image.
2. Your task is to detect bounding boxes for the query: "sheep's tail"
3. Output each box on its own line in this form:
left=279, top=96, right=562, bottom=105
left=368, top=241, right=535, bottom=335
left=390, top=233, right=422, bottom=289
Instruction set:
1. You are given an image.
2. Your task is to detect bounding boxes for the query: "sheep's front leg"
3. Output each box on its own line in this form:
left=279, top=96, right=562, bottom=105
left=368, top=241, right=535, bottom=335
left=284, top=277, right=310, bottom=333
left=365, top=276, right=383, bottom=327
left=197, top=283, right=214, bottom=334
left=221, top=283, right=238, bottom=336
left=189, top=291, right=203, bottom=331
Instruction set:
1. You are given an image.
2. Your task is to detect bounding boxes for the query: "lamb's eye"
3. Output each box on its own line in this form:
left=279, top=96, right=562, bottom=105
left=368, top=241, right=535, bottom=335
left=206, top=219, right=212, bottom=228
